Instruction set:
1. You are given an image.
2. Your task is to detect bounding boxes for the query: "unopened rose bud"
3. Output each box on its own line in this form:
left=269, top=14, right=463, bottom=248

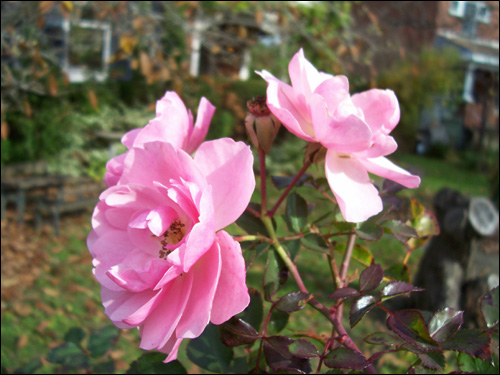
left=245, top=96, right=281, bottom=154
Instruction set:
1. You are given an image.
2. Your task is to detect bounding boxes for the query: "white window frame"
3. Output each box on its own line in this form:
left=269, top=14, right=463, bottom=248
left=475, top=2, right=491, bottom=24
left=449, top=1, right=491, bottom=24
left=449, top=1, right=465, bottom=17
left=62, top=19, right=112, bottom=83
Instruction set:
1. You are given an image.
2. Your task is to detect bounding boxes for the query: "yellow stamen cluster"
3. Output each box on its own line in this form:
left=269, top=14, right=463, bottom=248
left=158, top=220, right=186, bottom=259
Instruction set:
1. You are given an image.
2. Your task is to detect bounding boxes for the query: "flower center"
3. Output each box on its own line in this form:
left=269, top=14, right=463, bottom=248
left=158, top=220, right=186, bottom=259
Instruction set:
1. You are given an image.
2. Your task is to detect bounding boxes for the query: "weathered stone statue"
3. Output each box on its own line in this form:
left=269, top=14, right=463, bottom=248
left=412, top=188, right=499, bottom=327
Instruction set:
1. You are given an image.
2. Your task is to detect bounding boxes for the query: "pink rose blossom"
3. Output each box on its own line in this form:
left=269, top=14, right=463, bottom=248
left=258, top=49, right=420, bottom=222
left=88, top=138, right=254, bottom=362
left=104, top=91, right=215, bottom=187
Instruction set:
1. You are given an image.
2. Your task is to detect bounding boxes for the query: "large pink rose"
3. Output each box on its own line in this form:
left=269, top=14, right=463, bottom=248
left=105, top=91, right=215, bottom=187
left=258, top=49, right=420, bottom=222
left=88, top=138, right=255, bottom=362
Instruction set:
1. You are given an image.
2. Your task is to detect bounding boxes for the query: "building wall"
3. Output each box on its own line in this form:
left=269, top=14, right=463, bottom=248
left=436, top=1, right=499, bottom=40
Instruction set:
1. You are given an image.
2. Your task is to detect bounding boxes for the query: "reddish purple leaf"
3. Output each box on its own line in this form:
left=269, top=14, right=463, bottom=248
left=480, top=286, right=499, bottom=328
left=275, top=292, right=312, bottom=313
left=386, top=310, right=440, bottom=352
left=363, top=332, right=399, bottom=346
left=349, top=295, right=378, bottom=328
left=263, top=336, right=311, bottom=373
left=385, top=263, right=410, bottom=283
left=428, top=308, right=464, bottom=342
left=418, top=350, right=445, bottom=370
left=219, top=317, right=259, bottom=347
left=383, top=220, right=418, bottom=242
left=324, top=347, right=371, bottom=370
left=328, top=287, right=359, bottom=300
left=359, top=264, right=384, bottom=293
left=440, top=329, right=492, bottom=362
left=288, top=339, right=318, bottom=359
left=381, top=281, right=424, bottom=298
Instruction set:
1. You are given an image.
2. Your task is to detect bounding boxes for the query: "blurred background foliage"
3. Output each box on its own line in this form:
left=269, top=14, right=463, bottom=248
left=3, top=1, right=492, bottom=178
left=0, top=0, right=497, bottom=195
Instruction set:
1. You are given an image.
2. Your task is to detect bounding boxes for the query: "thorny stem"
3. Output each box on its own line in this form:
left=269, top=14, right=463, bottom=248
left=254, top=301, right=276, bottom=372
left=327, top=241, right=342, bottom=290
left=267, top=159, right=312, bottom=218
left=260, top=215, right=376, bottom=373
left=259, top=149, right=267, bottom=216
left=234, top=235, right=270, bottom=243
left=339, top=232, right=357, bottom=286
left=246, top=206, right=261, bottom=218
left=336, top=232, right=357, bottom=326
left=316, top=332, right=334, bottom=374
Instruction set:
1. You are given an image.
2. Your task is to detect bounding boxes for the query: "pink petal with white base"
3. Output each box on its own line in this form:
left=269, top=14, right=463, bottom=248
left=325, top=149, right=383, bottom=223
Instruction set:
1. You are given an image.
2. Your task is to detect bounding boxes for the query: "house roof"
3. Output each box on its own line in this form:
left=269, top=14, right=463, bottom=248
left=435, top=30, right=499, bottom=70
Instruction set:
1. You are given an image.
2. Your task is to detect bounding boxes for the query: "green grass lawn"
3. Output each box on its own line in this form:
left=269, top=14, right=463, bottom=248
left=1, top=139, right=496, bottom=374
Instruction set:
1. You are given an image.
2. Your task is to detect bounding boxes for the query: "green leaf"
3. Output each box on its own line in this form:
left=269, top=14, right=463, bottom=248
left=350, top=295, right=378, bottom=328
left=457, top=352, right=498, bottom=374
left=289, top=339, right=319, bottom=359
left=240, top=288, right=264, bottom=332
left=334, top=242, right=374, bottom=267
left=428, top=308, right=464, bottom=342
left=440, top=329, right=491, bottom=361
left=324, top=347, right=370, bottom=370
left=268, top=309, right=290, bottom=335
left=229, top=356, right=250, bottom=374
left=92, top=360, right=115, bottom=374
left=386, top=310, right=440, bottom=352
left=64, top=327, right=86, bottom=345
left=384, top=263, right=410, bottom=283
left=14, top=358, right=43, bottom=374
left=407, top=363, right=441, bottom=374
left=264, top=249, right=280, bottom=302
left=286, top=192, right=308, bottom=232
left=480, top=286, right=499, bottom=328
left=359, top=264, right=384, bottom=293
left=284, top=239, right=301, bottom=260
left=418, top=350, right=445, bottom=370
left=332, top=221, right=356, bottom=232
left=382, top=220, right=418, bottom=242
left=87, top=326, right=119, bottom=358
left=406, top=199, right=439, bottom=249
left=46, top=342, right=90, bottom=370
left=410, top=199, right=425, bottom=218
left=275, top=292, right=312, bottom=313
left=127, top=353, right=187, bottom=374
left=219, top=317, right=259, bottom=347
left=301, top=234, right=329, bottom=254
left=356, top=218, right=383, bottom=241
left=187, top=323, right=234, bottom=373
left=236, top=209, right=269, bottom=236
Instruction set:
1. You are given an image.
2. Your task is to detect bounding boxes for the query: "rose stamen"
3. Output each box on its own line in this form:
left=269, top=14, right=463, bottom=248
left=158, top=220, right=186, bottom=259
